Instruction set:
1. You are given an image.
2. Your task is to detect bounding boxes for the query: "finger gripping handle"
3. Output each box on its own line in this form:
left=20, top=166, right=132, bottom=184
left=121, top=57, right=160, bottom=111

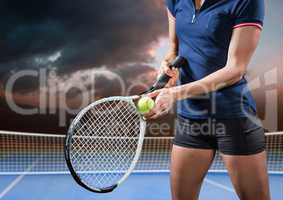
left=152, top=56, right=187, bottom=90
left=140, top=56, right=187, bottom=95
left=152, top=74, right=171, bottom=90
left=168, top=56, right=187, bottom=70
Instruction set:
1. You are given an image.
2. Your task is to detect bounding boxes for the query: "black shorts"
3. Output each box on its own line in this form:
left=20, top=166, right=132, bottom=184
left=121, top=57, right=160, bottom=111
left=173, top=115, right=266, bottom=155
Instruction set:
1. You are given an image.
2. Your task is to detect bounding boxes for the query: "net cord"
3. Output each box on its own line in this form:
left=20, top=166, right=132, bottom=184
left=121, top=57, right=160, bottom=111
left=0, top=130, right=173, bottom=140
left=1, top=130, right=283, bottom=175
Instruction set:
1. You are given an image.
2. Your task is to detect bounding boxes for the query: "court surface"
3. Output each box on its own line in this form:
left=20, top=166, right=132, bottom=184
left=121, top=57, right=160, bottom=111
left=0, top=172, right=282, bottom=200
left=1, top=131, right=282, bottom=200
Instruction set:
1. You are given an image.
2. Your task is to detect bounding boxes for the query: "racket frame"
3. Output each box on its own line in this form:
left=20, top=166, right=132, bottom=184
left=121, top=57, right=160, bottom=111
left=65, top=56, right=187, bottom=193
left=64, top=96, right=146, bottom=193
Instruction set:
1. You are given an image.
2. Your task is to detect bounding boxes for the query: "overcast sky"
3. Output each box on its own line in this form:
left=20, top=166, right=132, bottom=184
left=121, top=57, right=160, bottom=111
left=0, top=0, right=167, bottom=90
left=0, top=0, right=282, bottom=132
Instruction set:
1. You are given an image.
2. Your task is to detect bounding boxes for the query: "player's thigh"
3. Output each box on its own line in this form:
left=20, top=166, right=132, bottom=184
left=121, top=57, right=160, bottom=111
left=222, top=151, right=270, bottom=200
left=170, top=145, right=215, bottom=200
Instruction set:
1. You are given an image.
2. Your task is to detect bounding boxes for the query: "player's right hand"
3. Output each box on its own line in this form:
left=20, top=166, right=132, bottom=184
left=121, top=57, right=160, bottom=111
left=159, top=54, right=179, bottom=88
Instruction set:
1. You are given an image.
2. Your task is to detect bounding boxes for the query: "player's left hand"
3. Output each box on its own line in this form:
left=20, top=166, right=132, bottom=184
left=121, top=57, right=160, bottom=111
left=143, top=88, right=176, bottom=120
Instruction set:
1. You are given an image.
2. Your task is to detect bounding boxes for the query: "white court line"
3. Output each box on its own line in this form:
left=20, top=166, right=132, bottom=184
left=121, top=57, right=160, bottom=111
left=0, top=174, right=26, bottom=199
left=204, top=178, right=236, bottom=194
left=0, top=160, right=39, bottom=199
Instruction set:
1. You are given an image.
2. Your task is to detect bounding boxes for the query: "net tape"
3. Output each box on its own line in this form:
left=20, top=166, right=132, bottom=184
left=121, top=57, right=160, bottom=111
left=0, top=131, right=283, bottom=175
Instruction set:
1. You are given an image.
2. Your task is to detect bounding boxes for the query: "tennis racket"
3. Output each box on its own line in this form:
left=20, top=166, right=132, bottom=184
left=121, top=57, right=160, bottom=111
left=64, top=56, right=187, bottom=193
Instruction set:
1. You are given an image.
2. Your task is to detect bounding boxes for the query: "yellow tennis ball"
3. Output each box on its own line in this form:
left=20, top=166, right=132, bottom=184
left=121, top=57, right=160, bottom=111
left=137, top=97, right=155, bottom=114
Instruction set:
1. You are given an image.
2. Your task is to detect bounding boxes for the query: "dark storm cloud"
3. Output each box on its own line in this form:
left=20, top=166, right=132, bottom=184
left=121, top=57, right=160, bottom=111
left=0, top=0, right=167, bottom=74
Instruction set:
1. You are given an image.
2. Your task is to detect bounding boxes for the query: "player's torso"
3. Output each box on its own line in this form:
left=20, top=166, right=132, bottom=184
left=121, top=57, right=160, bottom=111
left=173, top=0, right=258, bottom=118
left=174, top=0, right=237, bottom=75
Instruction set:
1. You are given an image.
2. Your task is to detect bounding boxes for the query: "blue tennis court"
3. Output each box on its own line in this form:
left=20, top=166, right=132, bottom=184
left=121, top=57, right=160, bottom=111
left=0, top=131, right=283, bottom=200
left=1, top=173, right=282, bottom=200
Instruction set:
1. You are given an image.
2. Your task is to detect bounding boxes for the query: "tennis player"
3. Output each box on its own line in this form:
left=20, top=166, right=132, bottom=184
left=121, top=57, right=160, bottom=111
left=145, top=0, right=270, bottom=199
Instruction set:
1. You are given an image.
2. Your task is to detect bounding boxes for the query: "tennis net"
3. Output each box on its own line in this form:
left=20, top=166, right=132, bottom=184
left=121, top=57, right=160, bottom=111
left=0, top=130, right=282, bottom=175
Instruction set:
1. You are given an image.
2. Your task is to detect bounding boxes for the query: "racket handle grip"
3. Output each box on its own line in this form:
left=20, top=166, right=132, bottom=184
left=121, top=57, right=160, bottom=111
left=151, top=56, right=187, bottom=90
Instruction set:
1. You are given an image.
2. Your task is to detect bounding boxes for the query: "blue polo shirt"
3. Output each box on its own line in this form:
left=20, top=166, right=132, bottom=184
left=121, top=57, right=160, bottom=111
left=166, top=0, right=264, bottom=119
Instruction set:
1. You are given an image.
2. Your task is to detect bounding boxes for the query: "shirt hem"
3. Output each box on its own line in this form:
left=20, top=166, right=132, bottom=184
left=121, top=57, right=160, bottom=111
left=233, top=18, right=263, bottom=28
left=233, top=22, right=263, bottom=30
left=177, top=111, right=256, bottom=120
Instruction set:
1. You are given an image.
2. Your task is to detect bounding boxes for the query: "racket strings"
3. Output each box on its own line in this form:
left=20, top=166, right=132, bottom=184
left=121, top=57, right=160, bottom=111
left=69, top=100, right=141, bottom=189
left=79, top=101, right=138, bottom=138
